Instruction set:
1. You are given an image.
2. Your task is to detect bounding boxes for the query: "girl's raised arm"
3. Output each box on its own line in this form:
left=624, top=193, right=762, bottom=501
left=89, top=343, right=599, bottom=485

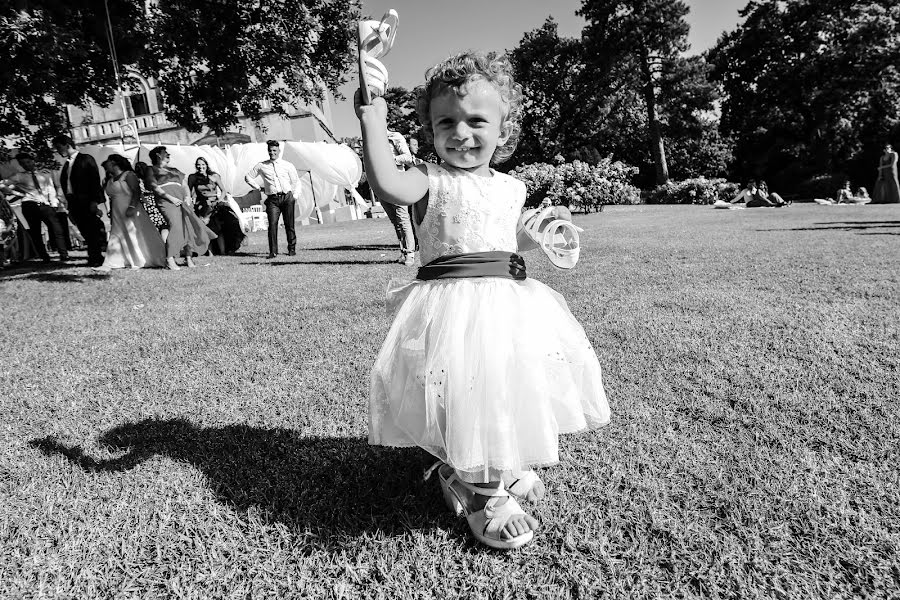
left=357, top=94, right=427, bottom=206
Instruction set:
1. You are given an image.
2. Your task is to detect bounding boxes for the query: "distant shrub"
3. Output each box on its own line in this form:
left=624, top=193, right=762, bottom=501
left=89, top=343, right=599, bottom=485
left=646, top=177, right=740, bottom=205
left=794, top=174, right=848, bottom=200
left=510, top=158, right=641, bottom=212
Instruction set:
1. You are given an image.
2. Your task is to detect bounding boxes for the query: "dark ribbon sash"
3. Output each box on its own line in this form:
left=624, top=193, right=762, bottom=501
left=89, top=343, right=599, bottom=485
left=416, top=251, right=526, bottom=281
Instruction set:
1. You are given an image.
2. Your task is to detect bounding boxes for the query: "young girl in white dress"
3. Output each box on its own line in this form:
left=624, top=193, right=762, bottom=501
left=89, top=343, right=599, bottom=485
left=357, top=51, right=610, bottom=550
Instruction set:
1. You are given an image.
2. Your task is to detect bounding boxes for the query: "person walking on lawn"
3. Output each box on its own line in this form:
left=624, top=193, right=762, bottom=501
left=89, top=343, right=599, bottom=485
left=244, top=140, right=300, bottom=259
left=359, top=50, right=611, bottom=550
left=382, top=129, right=418, bottom=266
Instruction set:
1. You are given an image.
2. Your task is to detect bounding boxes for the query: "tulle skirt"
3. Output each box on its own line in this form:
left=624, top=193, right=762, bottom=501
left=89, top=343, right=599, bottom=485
left=369, top=276, right=610, bottom=480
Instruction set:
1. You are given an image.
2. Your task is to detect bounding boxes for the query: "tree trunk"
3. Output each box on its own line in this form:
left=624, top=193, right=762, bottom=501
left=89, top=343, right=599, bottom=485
left=641, top=51, right=669, bottom=186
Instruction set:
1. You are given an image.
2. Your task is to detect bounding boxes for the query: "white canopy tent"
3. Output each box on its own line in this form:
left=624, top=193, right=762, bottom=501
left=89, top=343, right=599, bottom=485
left=68, top=141, right=367, bottom=223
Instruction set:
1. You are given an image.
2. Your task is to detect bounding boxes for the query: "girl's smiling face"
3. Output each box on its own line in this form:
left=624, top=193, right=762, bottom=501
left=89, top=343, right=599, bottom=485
left=430, top=78, right=511, bottom=176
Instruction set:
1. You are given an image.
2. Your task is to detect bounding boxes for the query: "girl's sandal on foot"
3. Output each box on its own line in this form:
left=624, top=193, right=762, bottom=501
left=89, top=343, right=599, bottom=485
left=436, top=465, right=535, bottom=550
left=507, top=471, right=545, bottom=503
left=425, top=461, right=545, bottom=503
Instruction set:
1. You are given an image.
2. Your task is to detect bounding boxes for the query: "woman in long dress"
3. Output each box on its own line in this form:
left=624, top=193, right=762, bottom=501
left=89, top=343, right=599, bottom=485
left=144, top=146, right=216, bottom=270
left=94, top=154, right=165, bottom=270
left=134, top=161, right=169, bottom=234
left=873, top=144, right=900, bottom=204
left=188, top=157, right=245, bottom=255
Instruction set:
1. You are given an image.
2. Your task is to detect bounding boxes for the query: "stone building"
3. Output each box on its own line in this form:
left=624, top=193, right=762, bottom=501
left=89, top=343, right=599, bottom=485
left=66, top=70, right=337, bottom=146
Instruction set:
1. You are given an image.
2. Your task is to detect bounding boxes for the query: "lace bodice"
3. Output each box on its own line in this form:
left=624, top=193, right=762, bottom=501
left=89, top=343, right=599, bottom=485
left=416, top=163, right=526, bottom=265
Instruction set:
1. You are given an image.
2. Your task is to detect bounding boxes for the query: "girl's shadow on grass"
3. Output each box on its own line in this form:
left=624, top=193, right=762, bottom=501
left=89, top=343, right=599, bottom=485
left=30, top=418, right=448, bottom=543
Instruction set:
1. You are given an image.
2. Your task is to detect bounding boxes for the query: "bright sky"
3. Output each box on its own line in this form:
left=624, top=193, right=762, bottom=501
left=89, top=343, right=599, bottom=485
left=329, top=0, right=747, bottom=139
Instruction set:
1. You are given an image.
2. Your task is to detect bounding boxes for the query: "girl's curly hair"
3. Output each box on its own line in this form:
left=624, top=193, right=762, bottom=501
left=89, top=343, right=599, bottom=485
left=415, top=51, right=524, bottom=165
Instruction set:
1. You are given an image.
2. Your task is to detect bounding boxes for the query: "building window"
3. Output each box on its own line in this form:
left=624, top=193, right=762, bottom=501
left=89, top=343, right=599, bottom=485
left=123, top=75, right=152, bottom=117
left=128, top=92, right=150, bottom=116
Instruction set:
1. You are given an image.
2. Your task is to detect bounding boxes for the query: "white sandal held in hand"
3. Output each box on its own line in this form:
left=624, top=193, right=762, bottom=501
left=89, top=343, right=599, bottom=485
left=436, top=465, right=535, bottom=550
left=357, top=9, right=399, bottom=105
left=517, top=205, right=584, bottom=269
left=541, top=218, right=582, bottom=269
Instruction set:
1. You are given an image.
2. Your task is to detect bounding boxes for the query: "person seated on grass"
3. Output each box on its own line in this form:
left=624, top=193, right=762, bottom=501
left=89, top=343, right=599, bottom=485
left=718, top=180, right=782, bottom=209
left=837, top=182, right=872, bottom=205
left=756, top=180, right=789, bottom=207
left=713, top=181, right=754, bottom=208
left=745, top=180, right=787, bottom=208
left=729, top=180, right=757, bottom=205
left=816, top=182, right=872, bottom=206
left=836, top=181, right=854, bottom=204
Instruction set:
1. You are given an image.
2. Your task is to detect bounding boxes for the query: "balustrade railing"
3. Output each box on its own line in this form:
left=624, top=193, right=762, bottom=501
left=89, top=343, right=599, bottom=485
left=72, top=112, right=176, bottom=144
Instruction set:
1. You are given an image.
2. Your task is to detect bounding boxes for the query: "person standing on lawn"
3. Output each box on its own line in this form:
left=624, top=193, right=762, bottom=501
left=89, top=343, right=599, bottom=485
left=144, top=146, right=215, bottom=270
left=52, top=134, right=106, bottom=267
left=873, top=143, right=900, bottom=204
left=1, top=151, right=68, bottom=263
left=244, top=140, right=300, bottom=259
left=359, top=50, right=610, bottom=550
left=382, top=130, right=418, bottom=266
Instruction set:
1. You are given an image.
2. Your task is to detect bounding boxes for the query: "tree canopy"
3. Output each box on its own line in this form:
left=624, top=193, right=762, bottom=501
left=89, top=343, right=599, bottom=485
left=142, top=0, right=360, bottom=135
left=1, top=0, right=360, bottom=160
left=507, top=15, right=727, bottom=185
left=0, top=0, right=146, bottom=160
left=507, top=19, right=601, bottom=168
left=708, top=0, right=900, bottom=190
left=579, top=0, right=692, bottom=184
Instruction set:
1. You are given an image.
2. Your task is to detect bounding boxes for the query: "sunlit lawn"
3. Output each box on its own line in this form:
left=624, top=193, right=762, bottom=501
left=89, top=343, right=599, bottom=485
left=2, top=204, right=898, bottom=598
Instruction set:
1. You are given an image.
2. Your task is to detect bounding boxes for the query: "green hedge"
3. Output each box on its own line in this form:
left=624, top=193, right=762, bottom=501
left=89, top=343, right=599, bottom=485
left=646, top=177, right=741, bottom=205
left=510, top=159, right=641, bottom=211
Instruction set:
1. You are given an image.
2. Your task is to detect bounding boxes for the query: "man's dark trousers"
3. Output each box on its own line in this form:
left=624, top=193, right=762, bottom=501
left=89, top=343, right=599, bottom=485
left=21, top=202, right=67, bottom=260
left=265, top=192, right=296, bottom=255
left=68, top=206, right=105, bottom=264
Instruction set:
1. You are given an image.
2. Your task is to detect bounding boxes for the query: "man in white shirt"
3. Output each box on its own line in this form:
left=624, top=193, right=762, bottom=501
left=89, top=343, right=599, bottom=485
left=1, top=152, right=68, bottom=262
left=244, top=140, right=301, bottom=259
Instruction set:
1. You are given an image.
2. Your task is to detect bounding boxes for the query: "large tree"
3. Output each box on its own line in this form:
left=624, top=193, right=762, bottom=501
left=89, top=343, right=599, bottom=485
left=507, top=19, right=606, bottom=169
left=0, top=0, right=146, bottom=160
left=1, top=0, right=360, bottom=160
left=708, top=0, right=900, bottom=190
left=508, top=17, right=727, bottom=184
left=142, top=0, right=360, bottom=135
left=656, top=55, right=732, bottom=180
left=579, top=0, right=692, bottom=185
left=381, top=86, right=418, bottom=139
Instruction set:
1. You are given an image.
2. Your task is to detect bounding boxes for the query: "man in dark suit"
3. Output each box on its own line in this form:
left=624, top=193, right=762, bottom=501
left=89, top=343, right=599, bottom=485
left=51, top=134, right=105, bottom=266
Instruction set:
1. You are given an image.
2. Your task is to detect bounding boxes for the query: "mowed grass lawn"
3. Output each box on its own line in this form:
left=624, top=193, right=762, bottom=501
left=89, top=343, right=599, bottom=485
left=1, top=204, right=898, bottom=599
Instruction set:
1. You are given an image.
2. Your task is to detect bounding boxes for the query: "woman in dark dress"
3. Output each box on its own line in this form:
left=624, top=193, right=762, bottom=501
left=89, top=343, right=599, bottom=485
left=188, top=157, right=245, bottom=255
left=873, top=143, right=900, bottom=204
left=144, top=146, right=216, bottom=270
left=188, top=157, right=221, bottom=220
